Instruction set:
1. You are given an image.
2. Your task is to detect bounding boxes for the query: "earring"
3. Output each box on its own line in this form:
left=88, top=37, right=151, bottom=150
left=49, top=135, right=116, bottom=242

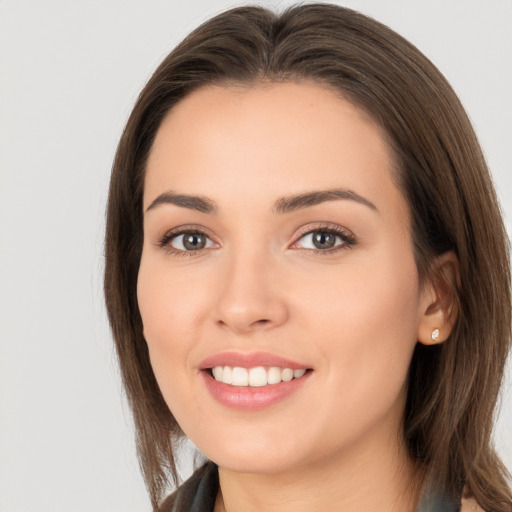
left=431, top=328, right=440, bottom=342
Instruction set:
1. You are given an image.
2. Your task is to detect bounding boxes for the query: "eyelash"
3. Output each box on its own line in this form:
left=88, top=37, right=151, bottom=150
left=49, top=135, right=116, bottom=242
left=156, top=223, right=357, bottom=257
left=292, top=224, right=357, bottom=254
left=157, top=225, right=214, bottom=257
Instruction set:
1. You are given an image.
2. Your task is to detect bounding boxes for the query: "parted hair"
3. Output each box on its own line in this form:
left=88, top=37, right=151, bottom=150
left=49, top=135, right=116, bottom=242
left=104, top=4, right=512, bottom=511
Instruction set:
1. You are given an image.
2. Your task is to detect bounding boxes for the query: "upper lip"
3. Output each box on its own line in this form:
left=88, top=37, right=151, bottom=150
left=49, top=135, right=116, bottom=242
left=199, top=351, right=311, bottom=370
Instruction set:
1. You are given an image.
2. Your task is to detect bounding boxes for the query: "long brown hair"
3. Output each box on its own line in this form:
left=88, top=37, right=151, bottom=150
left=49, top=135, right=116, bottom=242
left=104, top=4, right=512, bottom=510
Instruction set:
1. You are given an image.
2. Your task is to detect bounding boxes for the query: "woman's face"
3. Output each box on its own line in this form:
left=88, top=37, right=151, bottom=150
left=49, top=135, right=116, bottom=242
left=138, top=82, right=433, bottom=474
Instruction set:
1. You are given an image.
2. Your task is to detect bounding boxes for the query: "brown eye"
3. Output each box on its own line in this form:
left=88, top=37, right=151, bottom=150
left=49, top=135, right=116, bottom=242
left=170, top=232, right=211, bottom=251
left=311, top=231, right=337, bottom=249
left=293, top=227, right=356, bottom=253
left=298, top=230, right=343, bottom=250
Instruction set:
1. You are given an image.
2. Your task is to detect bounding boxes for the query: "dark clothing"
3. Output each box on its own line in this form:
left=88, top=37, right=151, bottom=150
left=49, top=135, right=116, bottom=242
left=160, top=463, right=218, bottom=512
left=160, top=462, right=460, bottom=512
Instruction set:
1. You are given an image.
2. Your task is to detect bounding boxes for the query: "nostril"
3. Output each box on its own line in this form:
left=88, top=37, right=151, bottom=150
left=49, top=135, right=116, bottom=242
left=215, top=317, right=271, bottom=332
left=253, top=319, right=271, bottom=326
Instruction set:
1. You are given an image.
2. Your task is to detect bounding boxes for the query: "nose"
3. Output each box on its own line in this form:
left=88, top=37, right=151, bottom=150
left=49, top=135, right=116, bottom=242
left=213, top=251, right=289, bottom=334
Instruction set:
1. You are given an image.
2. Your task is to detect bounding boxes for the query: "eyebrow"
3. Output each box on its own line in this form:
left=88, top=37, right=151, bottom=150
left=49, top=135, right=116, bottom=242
left=145, top=188, right=377, bottom=215
left=146, top=192, right=217, bottom=214
left=273, top=189, right=378, bottom=213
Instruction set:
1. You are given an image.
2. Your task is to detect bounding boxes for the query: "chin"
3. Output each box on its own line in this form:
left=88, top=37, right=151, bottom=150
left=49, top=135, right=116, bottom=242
left=197, top=427, right=333, bottom=477
left=209, top=451, right=302, bottom=475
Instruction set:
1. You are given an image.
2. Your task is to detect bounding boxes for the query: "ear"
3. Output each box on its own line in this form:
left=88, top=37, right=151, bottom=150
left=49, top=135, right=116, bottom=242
left=417, top=251, right=460, bottom=346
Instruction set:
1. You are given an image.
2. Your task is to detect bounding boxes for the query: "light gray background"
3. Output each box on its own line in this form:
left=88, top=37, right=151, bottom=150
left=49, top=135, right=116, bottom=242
left=1, top=1, right=511, bottom=511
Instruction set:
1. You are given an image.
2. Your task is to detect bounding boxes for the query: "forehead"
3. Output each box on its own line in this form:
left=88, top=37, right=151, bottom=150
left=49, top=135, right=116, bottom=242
left=144, top=81, right=405, bottom=221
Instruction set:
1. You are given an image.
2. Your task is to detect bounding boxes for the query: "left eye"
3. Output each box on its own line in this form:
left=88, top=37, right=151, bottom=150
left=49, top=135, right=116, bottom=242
left=295, top=230, right=348, bottom=251
left=169, top=232, right=214, bottom=251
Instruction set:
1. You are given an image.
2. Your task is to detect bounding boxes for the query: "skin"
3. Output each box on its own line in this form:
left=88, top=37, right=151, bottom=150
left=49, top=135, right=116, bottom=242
left=137, top=82, right=456, bottom=512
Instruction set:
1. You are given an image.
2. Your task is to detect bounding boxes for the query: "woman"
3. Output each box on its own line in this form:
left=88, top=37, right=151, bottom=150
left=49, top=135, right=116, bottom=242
left=104, top=4, right=512, bottom=511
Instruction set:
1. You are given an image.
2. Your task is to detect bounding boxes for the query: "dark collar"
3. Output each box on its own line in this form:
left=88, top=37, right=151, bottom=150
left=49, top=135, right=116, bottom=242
left=159, top=462, right=218, bottom=512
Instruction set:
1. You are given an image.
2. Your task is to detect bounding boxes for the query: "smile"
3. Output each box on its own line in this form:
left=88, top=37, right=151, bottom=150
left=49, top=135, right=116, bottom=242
left=199, top=352, right=313, bottom=410
left=211, top=366, right=307, bottom=387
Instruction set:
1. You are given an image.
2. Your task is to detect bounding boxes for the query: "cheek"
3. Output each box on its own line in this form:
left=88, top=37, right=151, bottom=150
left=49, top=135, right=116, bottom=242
left=137, top=254, right=205, bottom=343
left=299, top=248, right=421, bottom=408
left=137, top=256, right=193, bottom=382
left=299, top=246, right=419, bottom=327
left=136, top=253, right=216, bottom=417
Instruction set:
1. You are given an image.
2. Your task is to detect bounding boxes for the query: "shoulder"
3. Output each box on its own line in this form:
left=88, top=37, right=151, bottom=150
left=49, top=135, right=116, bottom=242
left=460, top=495, right=486, bottom=512
left=159, top=462, right=218, bottom=512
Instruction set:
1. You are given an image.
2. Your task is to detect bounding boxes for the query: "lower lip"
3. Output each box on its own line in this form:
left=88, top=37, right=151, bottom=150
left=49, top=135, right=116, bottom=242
left=201, top=371, right=312, bottom=411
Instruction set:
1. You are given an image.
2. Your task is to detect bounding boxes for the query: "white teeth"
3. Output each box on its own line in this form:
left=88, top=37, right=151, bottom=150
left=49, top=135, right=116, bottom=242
left=267, top=366, right=282, bottom=385
left=231, top=367, right=249, bottom=386
left=222, top=366, right=233, bottom=385
left=249, top=367, right=267, bottom=387
left=211, top=365, right=308, bottom=386
left=281, top=368, right=294, bottom=382
left=212, top=366, right=223, bottom=381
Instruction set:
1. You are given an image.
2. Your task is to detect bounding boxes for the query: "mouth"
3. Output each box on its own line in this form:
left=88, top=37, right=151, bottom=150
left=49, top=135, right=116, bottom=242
left=208, top=365, right=310, bottom=387
left=199, top=352, right=313, bottom=410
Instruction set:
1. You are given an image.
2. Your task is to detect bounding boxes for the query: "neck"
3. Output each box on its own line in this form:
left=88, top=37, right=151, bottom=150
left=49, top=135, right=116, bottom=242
left=215, top=429, right=422, bottom=512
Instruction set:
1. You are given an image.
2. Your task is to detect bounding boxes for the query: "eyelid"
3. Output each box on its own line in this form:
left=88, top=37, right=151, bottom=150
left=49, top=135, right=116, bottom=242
left=156, top=224, right=219, bottom=254
left=290, top=222, right=357, bottom=252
